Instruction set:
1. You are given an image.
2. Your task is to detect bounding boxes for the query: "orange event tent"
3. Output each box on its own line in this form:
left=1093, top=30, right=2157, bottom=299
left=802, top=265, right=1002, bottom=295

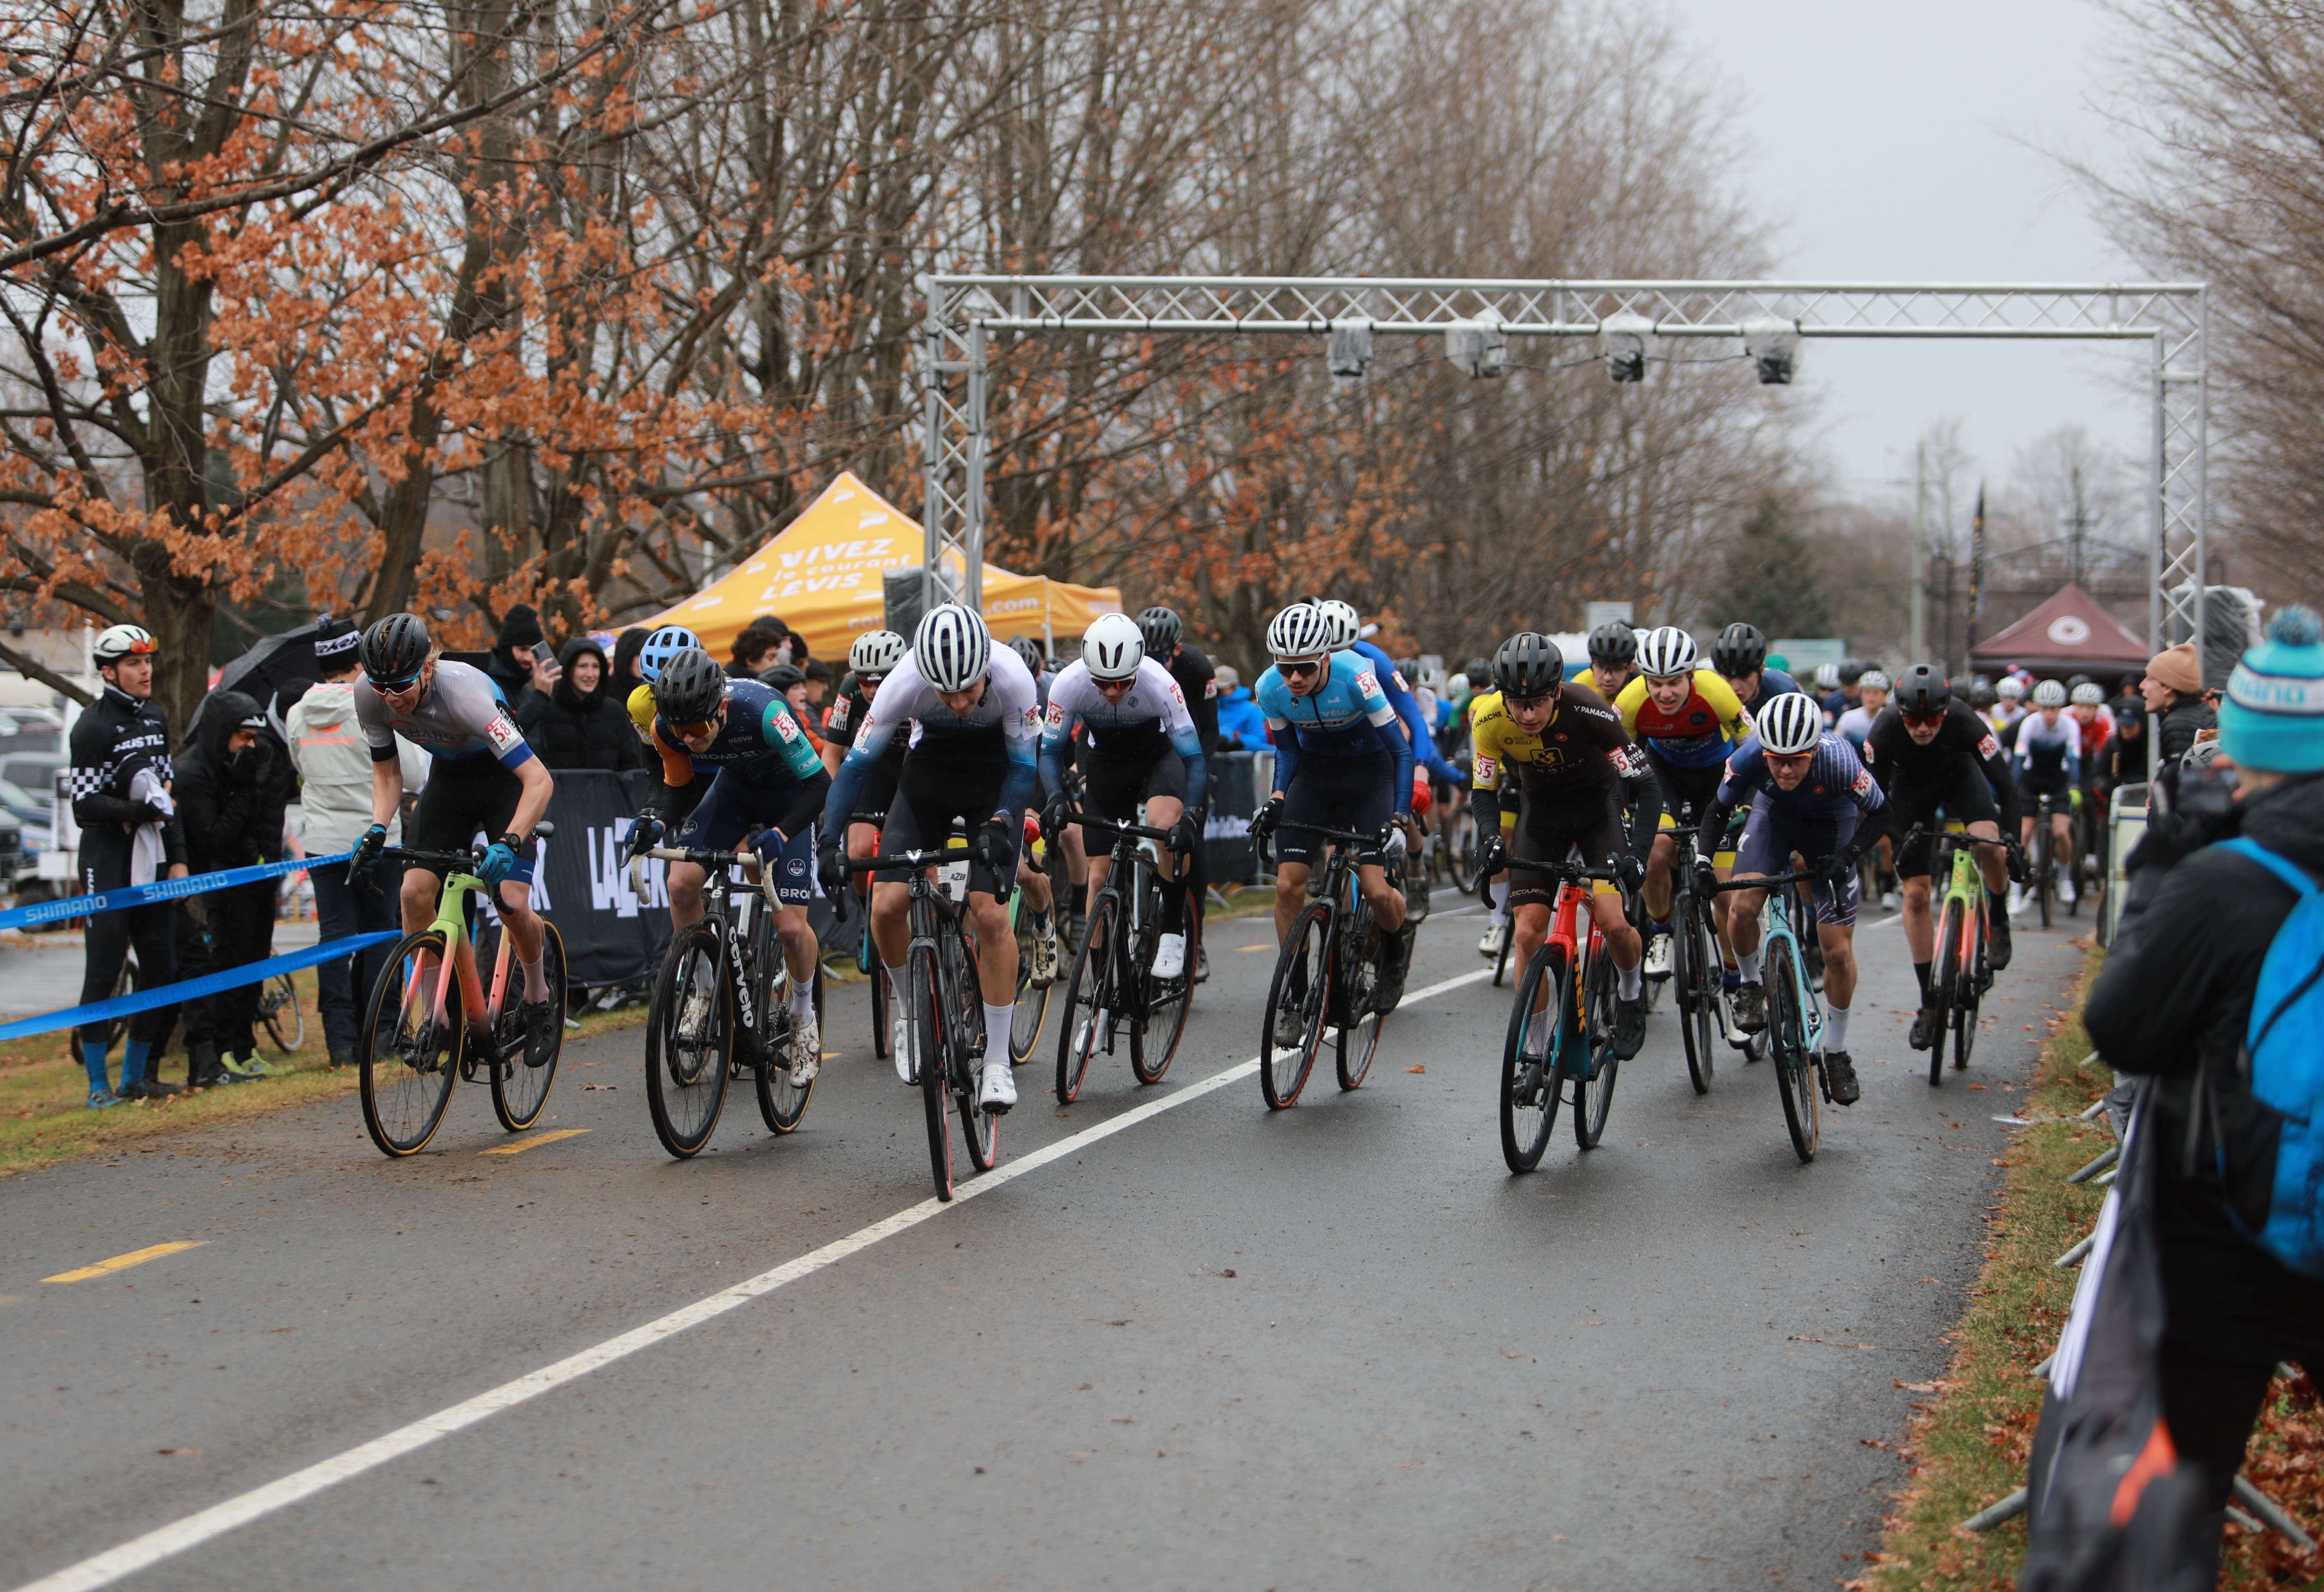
left=639, top=472, right=1122, bottom=663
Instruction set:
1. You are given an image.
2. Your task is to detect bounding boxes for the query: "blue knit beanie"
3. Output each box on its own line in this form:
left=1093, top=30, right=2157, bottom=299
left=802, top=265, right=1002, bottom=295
left=2220, top=605, right=2324, bottom=774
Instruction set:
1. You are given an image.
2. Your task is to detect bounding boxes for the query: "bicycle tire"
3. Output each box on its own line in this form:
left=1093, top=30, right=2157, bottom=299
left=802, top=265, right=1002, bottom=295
left=487, top=920, right=566, bottom=1132
left=1676, top=897, right=1716, bottom=1095
left=952, top=933, right=1000, bottom=1173
left=1574, top=945, right=1619, bottom=1150
left=1953, top=975, right=1980, bottom=1072
left=358, top=929, right=461, bottom=1157
left=1056, top=891, right=1117, bottom=1103
left=1449, top=810, right=1480, bottom=895
left=1334, top=925, right=1384, bottom=1092
left=1132, top=903, right=1192, bottom=1086
left=644, top=923, right=732, bottom=1159
left=1499, top=946, right=1565, bottom=1172
left=260, top=970, right=304, bottom=1054
left=909, top=943, right=955, bottom=1198
left=1766, top=937, right=1819, bottom=1163
left=758, top=947, right=818, bottom=1134
left=2036, top=825, right=2054, bottom=929
left=1261, top=902, right=1332, bottom=1109
left=1493, top=916, right=1513, bottom=988
left=870, top=955, right=891, bottom=1060
left=1926, top=897, right=1958, bottom=1087
left=1009, top=927, right=1053, bottom=1067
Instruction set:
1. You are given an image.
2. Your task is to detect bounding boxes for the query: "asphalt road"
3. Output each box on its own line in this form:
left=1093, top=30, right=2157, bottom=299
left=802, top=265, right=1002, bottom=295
left=1, top=890, right=2088, bottom=1591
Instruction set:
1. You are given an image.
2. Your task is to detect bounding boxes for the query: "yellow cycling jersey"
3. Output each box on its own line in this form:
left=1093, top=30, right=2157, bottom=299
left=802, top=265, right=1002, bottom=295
left=1466, top=683, right=1633, bottom=817
left=1612, top=667, right=1751, bottom=770
left=626, top=682, right=657, bottom=744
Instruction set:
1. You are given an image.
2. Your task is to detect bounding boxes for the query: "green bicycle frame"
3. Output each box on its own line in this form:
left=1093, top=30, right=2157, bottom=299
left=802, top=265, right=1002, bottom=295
left=1936, top=827, right=1984, bottom=975
left=402, top=868, right=513, bottom=1035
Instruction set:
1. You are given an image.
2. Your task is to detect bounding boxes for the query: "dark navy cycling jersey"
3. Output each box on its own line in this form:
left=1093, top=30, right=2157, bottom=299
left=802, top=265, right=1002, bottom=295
left=1714, top=732, right=1885, bottom=823
left=651, top=678, right=823, bottom=788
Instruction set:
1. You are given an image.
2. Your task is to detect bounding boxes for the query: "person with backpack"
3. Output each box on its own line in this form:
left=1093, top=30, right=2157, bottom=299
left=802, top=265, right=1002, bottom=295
left=2083, top=604, right=2324, bottom=1577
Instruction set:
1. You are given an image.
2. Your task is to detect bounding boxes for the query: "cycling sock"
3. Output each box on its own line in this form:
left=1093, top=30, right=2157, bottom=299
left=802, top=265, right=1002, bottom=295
left=1915, top=960, right=1932, bottom=999
left=81, top=1039, right=111, bottom=1093
left=1736, top=948, right=1762, bottom=983
left=1027, top=906, right=1051, bottom=932
left=521, top=955, right=548, bottom=1003
left=1825, top=1005, right=1851, bottom=1050
left=693, top=957, right=717, bottom=996
left=981, top=1002, right=1015, bottom=1056
left=121, top=1038, right=154, bottom=1088
left=1650, top=911, right=1670, bottom=930
left=1617, top=961, right=1643, bottom=1000
left=1988, top=888, right=2010, bottom=917
left=790, top=983, right=814, bottom=1023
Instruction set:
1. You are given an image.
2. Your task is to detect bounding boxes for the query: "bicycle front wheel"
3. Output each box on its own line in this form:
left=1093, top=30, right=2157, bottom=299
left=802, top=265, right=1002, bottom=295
left=261, top=970, right=304, bottom=1054
left=1676, top=899, right=1716, bottom=1095
left=1765, top=937, right=1818, bottom=1163
left=1449, top=810, right=1480, bottom=894
left=1927, top=897, right=1960, bottom=1086
left=1261, top=903, right=1332, bottom=1109
left=1574, top=948, right=1618, bottom=1150
left=644, top=923, right=731, bottom=1159
left=358, top=930, right=461, bottom=1157
left=1056, top=891, right=1118, bottom=1104
left=487, top=920, right=566, bottom=1132
left=1499, top=946, right=1566, bottom=1172
left=909, top=944, right=956, bottom=1200
left=2035, top=831, right=2054, bottom=929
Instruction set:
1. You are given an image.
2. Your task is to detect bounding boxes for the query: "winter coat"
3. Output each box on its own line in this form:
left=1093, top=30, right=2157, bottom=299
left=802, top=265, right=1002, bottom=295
left=286, top=680, right=427, bottom=853
left=517, top=637, right=647, bottom=772
left=175, top=688, right=295, bottom=874
left=1215, top=686, right=1270, bottom=752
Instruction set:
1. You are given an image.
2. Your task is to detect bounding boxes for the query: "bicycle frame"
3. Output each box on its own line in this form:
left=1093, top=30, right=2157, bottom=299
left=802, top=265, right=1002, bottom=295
left=387, top=851, right=514, bottom=1041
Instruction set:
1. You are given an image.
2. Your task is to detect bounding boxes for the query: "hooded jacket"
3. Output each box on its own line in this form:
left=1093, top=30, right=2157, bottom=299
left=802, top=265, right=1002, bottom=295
left=174, top=688, right=295, bottom=874
left=286, top=678, right=427, bottom=853
left=517, top=636, right=646, bottom=772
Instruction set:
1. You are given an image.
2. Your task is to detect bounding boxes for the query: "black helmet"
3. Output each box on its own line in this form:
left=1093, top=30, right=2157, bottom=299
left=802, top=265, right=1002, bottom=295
left=652, top=646, right=728, bottom=724
left=1710, top=622, right=1766, bottom=677
left=1463, top=656, right=1492, bottom=683
left=761, top=662, right=806, bottom=692
left=360, top=613, right=431, bottom=685
left=1586, top=621, right=1637, bottom=665
left=1136, top=606, right=1183, bottom=655
left=1893, top=663, right=1950, bottom=715
left=1491, top=632, right=1564, bottom=699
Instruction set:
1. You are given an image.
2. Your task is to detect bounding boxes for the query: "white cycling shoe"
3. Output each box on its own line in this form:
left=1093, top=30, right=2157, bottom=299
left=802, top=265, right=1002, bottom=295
left=1152, top=932, right=1186, bottom=979
left=1478, top=920, right=1507, bottom=958
left=1027, top=924, right=1061, bottom=989
left=2058, top=875, right=2077, bottom=905
left=1643, top=930, right=1673, bottom=978
left=2006, top=885, right=2028, bottom=919
left=892, top=1011, right=915, bottom=1084
left=789, top=1012, right=821, bottom=1083
left=979, top=1057, right=1017, bottom=1113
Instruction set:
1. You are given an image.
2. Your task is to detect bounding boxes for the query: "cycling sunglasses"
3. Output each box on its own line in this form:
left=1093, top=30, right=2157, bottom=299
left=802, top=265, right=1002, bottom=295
left=1764, top=750, right=1815, bottom=768
left=367, top=670, right=422, bottom=695
left=1504, top=688, right=1559, bottom=710
left=673, top=717, right=720, bottom=739
left=1901, top=710, right=1947, bottom=729
left=1276, top=658, right=1326, bottom=679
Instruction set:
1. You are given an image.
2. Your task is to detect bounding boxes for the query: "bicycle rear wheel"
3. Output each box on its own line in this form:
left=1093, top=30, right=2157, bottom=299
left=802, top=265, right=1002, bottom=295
left=1056, top=891, right=1117, bottom=1103
left=1952, top=971, right=1980, bottom=1072
left=758, top=953, right=818, bottom=1134
left=1449, top=810, right=1479, bottom=894
left=1010, top=945, right=1052, bottom=1067
left=1766, top=937, right=1818, bottom=1163
left=1492, top=917, right=1513, bottom=988
left=260, top=970, right=304, bottom=1054
left=486, top=920, right=566, bottom=1132
left=1499, top=946, right=1566, bottom=1172
left=952, top=935, right=999, bottom=1173
left=358, top=930, right=461, bottom=1157
left=1676, top=899, right=1716, bottom=1095
left=1334, top=927, right=1384, bottom=1092
left=1261, top=903, right=1332, bottom=1109
left=869, top=955, right=891, bottom=1060
left=645, top=923, right=731, bottom=1159
left=1573, top=947, right=1619, bottom=1150
left=1132, top=905, right=1192, bottom=1086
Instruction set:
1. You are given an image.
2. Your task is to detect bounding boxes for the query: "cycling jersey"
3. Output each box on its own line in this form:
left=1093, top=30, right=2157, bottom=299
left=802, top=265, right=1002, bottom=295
left=2013, top=710, right=2082, bottom=784
left=1714, top=733, right=1885, bottom=825
left=1861, top=699, right=2020, bottom=837
left=1349, top=639, right=1466, bottom=785
left=1256, top=651, right=1414, bottom=817
left=1469, top=682, right=1649, bottom=810
left=822, top=645, right=1043, bottom=835
left=1038, top=658, right=1207, bottom=798
left=2069, top=706, right=2114, bottom=772
left=356, top=660, right=533, bottom=768
left=1614, top=668, right=1751, bottom=769
left=1834, top=703, right=1878, bottom=749
left=650, top=676, right=823, bottom=788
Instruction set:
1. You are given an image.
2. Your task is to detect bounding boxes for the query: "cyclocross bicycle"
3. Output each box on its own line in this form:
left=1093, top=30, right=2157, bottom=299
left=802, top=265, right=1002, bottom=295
left=1495, top=858, right=1624, bottom=1171
left=840, top=842, right=1002, bottom=1201
left=1903, top=824, right=2012, bottom=1086
left=1710, top=862, right=1836, bottom=1164
left=356, top=829, right=568, bottom=1157
left=1258, top=821, right=1398, bottom=1109
left=2026, top=790, right=2061, bottom=928
left=1052, top=811, right=1194, bottom=1104
left=1009, top=815, right=1056, bottom=1067
left=638, top=844, right=822, bottom=1159
left=1661, top=813, right=1722, bottom=1097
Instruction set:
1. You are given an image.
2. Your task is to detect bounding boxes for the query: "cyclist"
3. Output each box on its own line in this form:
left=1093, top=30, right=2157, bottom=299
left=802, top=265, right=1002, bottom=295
left=1473, top=631, right=1658, bottom=1055
left=1814, top=661, right=1845, bottom=724
left=1612, top=626, right=1751, bottom=982
left=349, top=614, right=559, bottom=1068
left=1696, top=692, right=1889, bottom=1106
left=816, top=605, right=1041, bottom=1113
left=1136, top=607, right=1221, bottom=983
left=1313, top=597, right=1469, bottom=794
left=1834, top=669, right=1889, bottom=750
left=2011, top=679, right=2081, bottom=911
left=1861, top=664, right=2020, bottom=1046
left=820, top=629, right=909, bottom=906
left=626, top=624, right=716, bottom=831
left=1247, top=602, right=1417, bottom=1028
left=626, top=647, right=833, bottom=1079
left=2067, top=679, right=2114, bottom=875
left=1576, top=620, right=1640, bottom=704
left=1039, top=614, right=1208, bottom=980
left=1711, top=622, right=1805, bottom=711
left=1989, top=675, right=2028, bottom=737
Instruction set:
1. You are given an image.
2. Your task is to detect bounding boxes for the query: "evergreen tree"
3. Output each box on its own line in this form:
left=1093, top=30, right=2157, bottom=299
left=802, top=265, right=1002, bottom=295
left=1716, top=498, right=1831, bottom=638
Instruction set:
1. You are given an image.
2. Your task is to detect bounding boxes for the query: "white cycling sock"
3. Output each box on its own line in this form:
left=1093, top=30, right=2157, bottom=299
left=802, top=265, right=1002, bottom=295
left=693, top=957, right=716, bottom=995
left=1737, top=948, right=1762, bottom=983
left=790, top=982, right=814, bottom=1022
left=1617, top=960, right=1643, bottom=1000
left=521, top=955, right=548, bottom=1003
left=982, top=1002, right=1015, bottom=1056
left=1490, top=893, right=1508, bottom=927
left=1824, top=1005, right=1850, bottom=1050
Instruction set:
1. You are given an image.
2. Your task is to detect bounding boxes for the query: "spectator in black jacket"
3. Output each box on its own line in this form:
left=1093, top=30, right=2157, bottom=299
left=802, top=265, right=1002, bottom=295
left=2084, top=606, right=2324, bottom=1578
left=2141, top=642, right=2216, bottom=803
left=174, top=688, right=295, bottom=1084
left=517, top=636, right=645, bottom=772
left=486, top=604, right=552, bottom=717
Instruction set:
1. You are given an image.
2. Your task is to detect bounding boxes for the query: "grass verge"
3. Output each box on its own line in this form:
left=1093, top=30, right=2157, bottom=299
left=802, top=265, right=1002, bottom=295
left=1852, top=944, right=2324, bottom=1591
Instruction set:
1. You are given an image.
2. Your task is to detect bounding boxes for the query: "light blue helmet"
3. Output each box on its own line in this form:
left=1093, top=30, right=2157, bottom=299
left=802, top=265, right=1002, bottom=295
left=639, top=626, right=701, bottom=683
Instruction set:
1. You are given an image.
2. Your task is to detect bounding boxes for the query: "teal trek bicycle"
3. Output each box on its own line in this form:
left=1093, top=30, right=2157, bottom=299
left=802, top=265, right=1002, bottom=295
left=1711, top=860, right=1840, bottom=1164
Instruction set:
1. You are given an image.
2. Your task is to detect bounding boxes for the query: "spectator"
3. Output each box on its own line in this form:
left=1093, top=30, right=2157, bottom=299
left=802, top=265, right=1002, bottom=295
left=729, top=617, right=788, bottom=678
left=2083, top=606, right=2324, bottom=1581
left=611, top=627, right=650, bottom=693
left=174, top=687, right=296, bottom=1083
left=70, top=624, right=187, bottom=1106
left=487, top=604, right=553, bottom=713
left=2142, top=642, right=2216, bottom=768
left=287, top=619, right=423, bottom=1069
left=517, top=636, right=646, bottom=772
left=1213, top=663, right=1270, bottom=751
left=801, top=656, right=832, bottom=710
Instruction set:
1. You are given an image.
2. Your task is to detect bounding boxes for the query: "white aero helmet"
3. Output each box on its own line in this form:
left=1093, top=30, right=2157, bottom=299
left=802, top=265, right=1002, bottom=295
left=1996, top=676, right=2026, bottom=700
left=1814, top=661, right=1842, bottom=689
left=94, top=623, right=156, bottom=664
left=849, top=628, right=906, bottom=677
left=2033, top=678, right=2068, bottom=708
left=1857, top=669, right=1891, bottom=692
left=1082, top=613, right=1146, bottom=682
left=1755, top=692, right=1824, bottom=755
left=2070, top=681, right=2105, bottom=706
left=1267, top=602, right=1333, bottom=661
left=1314, top=598, right=1360, bottom=651
left=913, top=604, right=991, bottom=693
left=1636, top=625, right=1698, bottom=679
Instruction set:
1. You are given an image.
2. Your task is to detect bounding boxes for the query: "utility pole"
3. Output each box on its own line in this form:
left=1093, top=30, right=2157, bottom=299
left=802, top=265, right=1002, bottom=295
left=1910, top=442, right=1927, bottom=661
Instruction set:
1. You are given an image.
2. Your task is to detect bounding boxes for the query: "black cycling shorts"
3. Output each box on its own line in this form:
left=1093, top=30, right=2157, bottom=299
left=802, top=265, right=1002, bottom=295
left=1646, top=752, right=1725, bottom=831
left=1889, top=761, right=2001, bottom=879
left=673, top=775, right=816, bottom=905
left=405, top=756, right=535, bottom=884
left=1506, top=785, right=1626, bottom=910
left=1081, top=742, right=1188, bottom=822
left=880, top=742, right=1020, bottom=899
left=2017, top=771, right=2074, bottom=813
left=1275, top=749, right=1395, bottom=867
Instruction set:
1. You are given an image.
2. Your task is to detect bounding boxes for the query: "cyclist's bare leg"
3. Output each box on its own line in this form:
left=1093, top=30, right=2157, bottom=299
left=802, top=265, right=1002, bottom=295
left=1817, top=922, right=1858, bottom=1010
left=495, top=879, right=544, bottom=964
left=1972, top=820, right=2008, bottom=893
left=1084, top=850, right=1113, bottom=919
left=1900, top=870, right=1937, bottom=961
left=775, top=902, right=817, bottom=986
left=1016, top=851, right=1053, bottom=915
left=968, top=890, right=1019, bottom=1005
left=1272, top=860, right=1311, bottom=941
left=1589, top=889, right=1641, bottom=968
left=2052, top=810, right=2074, bottom=874
left=1511, top=900, right=1553, bottom=971
left=1358, top=861, right=1406, bottom=935
left=870, top=880, right=911, bottom=969
left=399, top=867, right=441, bottom=935
left=1144, top=793, right=1184, bottom=884
left=1725, top=878, right=1770, bottom=962
left=845, top=820, right=880, bottom=901
left=667, top=860, right=710, bottom=933
left=1643, top=830, right=1677, bottom=920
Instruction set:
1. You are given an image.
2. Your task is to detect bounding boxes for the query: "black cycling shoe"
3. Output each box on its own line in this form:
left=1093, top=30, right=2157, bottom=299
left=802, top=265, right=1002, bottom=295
left=1988, top=910, right=2014, bottom=973
left=1271, top=970, right=1310, bottom=1049
left=1909, top=1004, right=1943, bottom=1051
left=1729, top=981, right=1767, bottom=1033
left=465, top=1024, right=502, bottom=1073
left=522, top=1000, right=560, bottom=1068
left=1371, top=930, right=1410, bottom=1014
left=1823, top=1049, right=1861, bottom=1106
left=1612, top=993, right=1647, bottom=1059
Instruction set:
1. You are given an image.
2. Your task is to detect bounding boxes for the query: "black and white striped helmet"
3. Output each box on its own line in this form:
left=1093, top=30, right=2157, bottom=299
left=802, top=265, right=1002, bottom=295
left=1267, top=602, right=1332, bottom=661
left=1082, top=613, right=1145, bottom=682
left=1755, top=692, right=1823, bottom=755
left=913, top=604, right=991, bottom=693
left=1637, top=626, right=1698, bottom=679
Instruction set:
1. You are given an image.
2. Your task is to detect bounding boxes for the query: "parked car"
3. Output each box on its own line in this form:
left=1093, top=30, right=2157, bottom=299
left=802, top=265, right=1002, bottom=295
left=0, top=752, right=65, bottom=806
left=0, top=727, right=61, bottom=756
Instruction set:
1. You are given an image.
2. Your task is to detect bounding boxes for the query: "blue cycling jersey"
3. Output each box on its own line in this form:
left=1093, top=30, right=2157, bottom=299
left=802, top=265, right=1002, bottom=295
left=1349, top=640, right=1466, bottom=786
left=1256, top=652, right=1415, bottom=812
left=1716, top=733, right=1886, bottom=823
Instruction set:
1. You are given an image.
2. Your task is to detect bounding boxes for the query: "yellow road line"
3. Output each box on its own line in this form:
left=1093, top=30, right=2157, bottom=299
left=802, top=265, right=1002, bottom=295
left=480, top=1128, right=591, bottom=1156
left=1237, top=944, right=1272, bottom=952
left=44, top=1241, right=207, bottom=1284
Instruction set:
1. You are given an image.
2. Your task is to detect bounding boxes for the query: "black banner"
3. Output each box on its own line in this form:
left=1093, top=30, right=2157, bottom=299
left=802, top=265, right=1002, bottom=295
left=532, top=769, right=671, bottom=988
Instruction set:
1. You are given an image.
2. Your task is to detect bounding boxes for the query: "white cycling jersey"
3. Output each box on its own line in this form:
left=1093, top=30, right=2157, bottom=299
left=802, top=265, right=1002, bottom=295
left=845, top=644, right=1041, bottom=761
left=354, top=660, right=532, bottom=768
left=1041, top=657, right=1195, bottom=752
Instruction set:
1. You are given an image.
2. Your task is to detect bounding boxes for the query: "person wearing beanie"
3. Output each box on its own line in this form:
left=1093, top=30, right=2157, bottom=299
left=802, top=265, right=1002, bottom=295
left=173, top=689, right=296, bottom=1082
left=2141, top=641, right=2216, bottom=769
left=487, top=604, right=551, bottom=713
left=2084, top=605, right=2324, bottom=1579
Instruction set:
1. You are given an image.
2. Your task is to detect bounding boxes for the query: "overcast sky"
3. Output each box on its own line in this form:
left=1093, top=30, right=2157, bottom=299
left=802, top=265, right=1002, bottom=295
left=1663, top=0, right=2151, bottom=504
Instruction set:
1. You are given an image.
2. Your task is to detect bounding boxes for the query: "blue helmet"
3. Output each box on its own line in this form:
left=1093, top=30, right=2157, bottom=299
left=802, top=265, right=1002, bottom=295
left=639, top=625, right=701, bottom=683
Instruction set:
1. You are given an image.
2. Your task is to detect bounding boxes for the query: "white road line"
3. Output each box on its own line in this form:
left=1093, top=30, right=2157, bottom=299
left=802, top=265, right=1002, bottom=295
left=14, top=966, right=1495, bottom=1592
